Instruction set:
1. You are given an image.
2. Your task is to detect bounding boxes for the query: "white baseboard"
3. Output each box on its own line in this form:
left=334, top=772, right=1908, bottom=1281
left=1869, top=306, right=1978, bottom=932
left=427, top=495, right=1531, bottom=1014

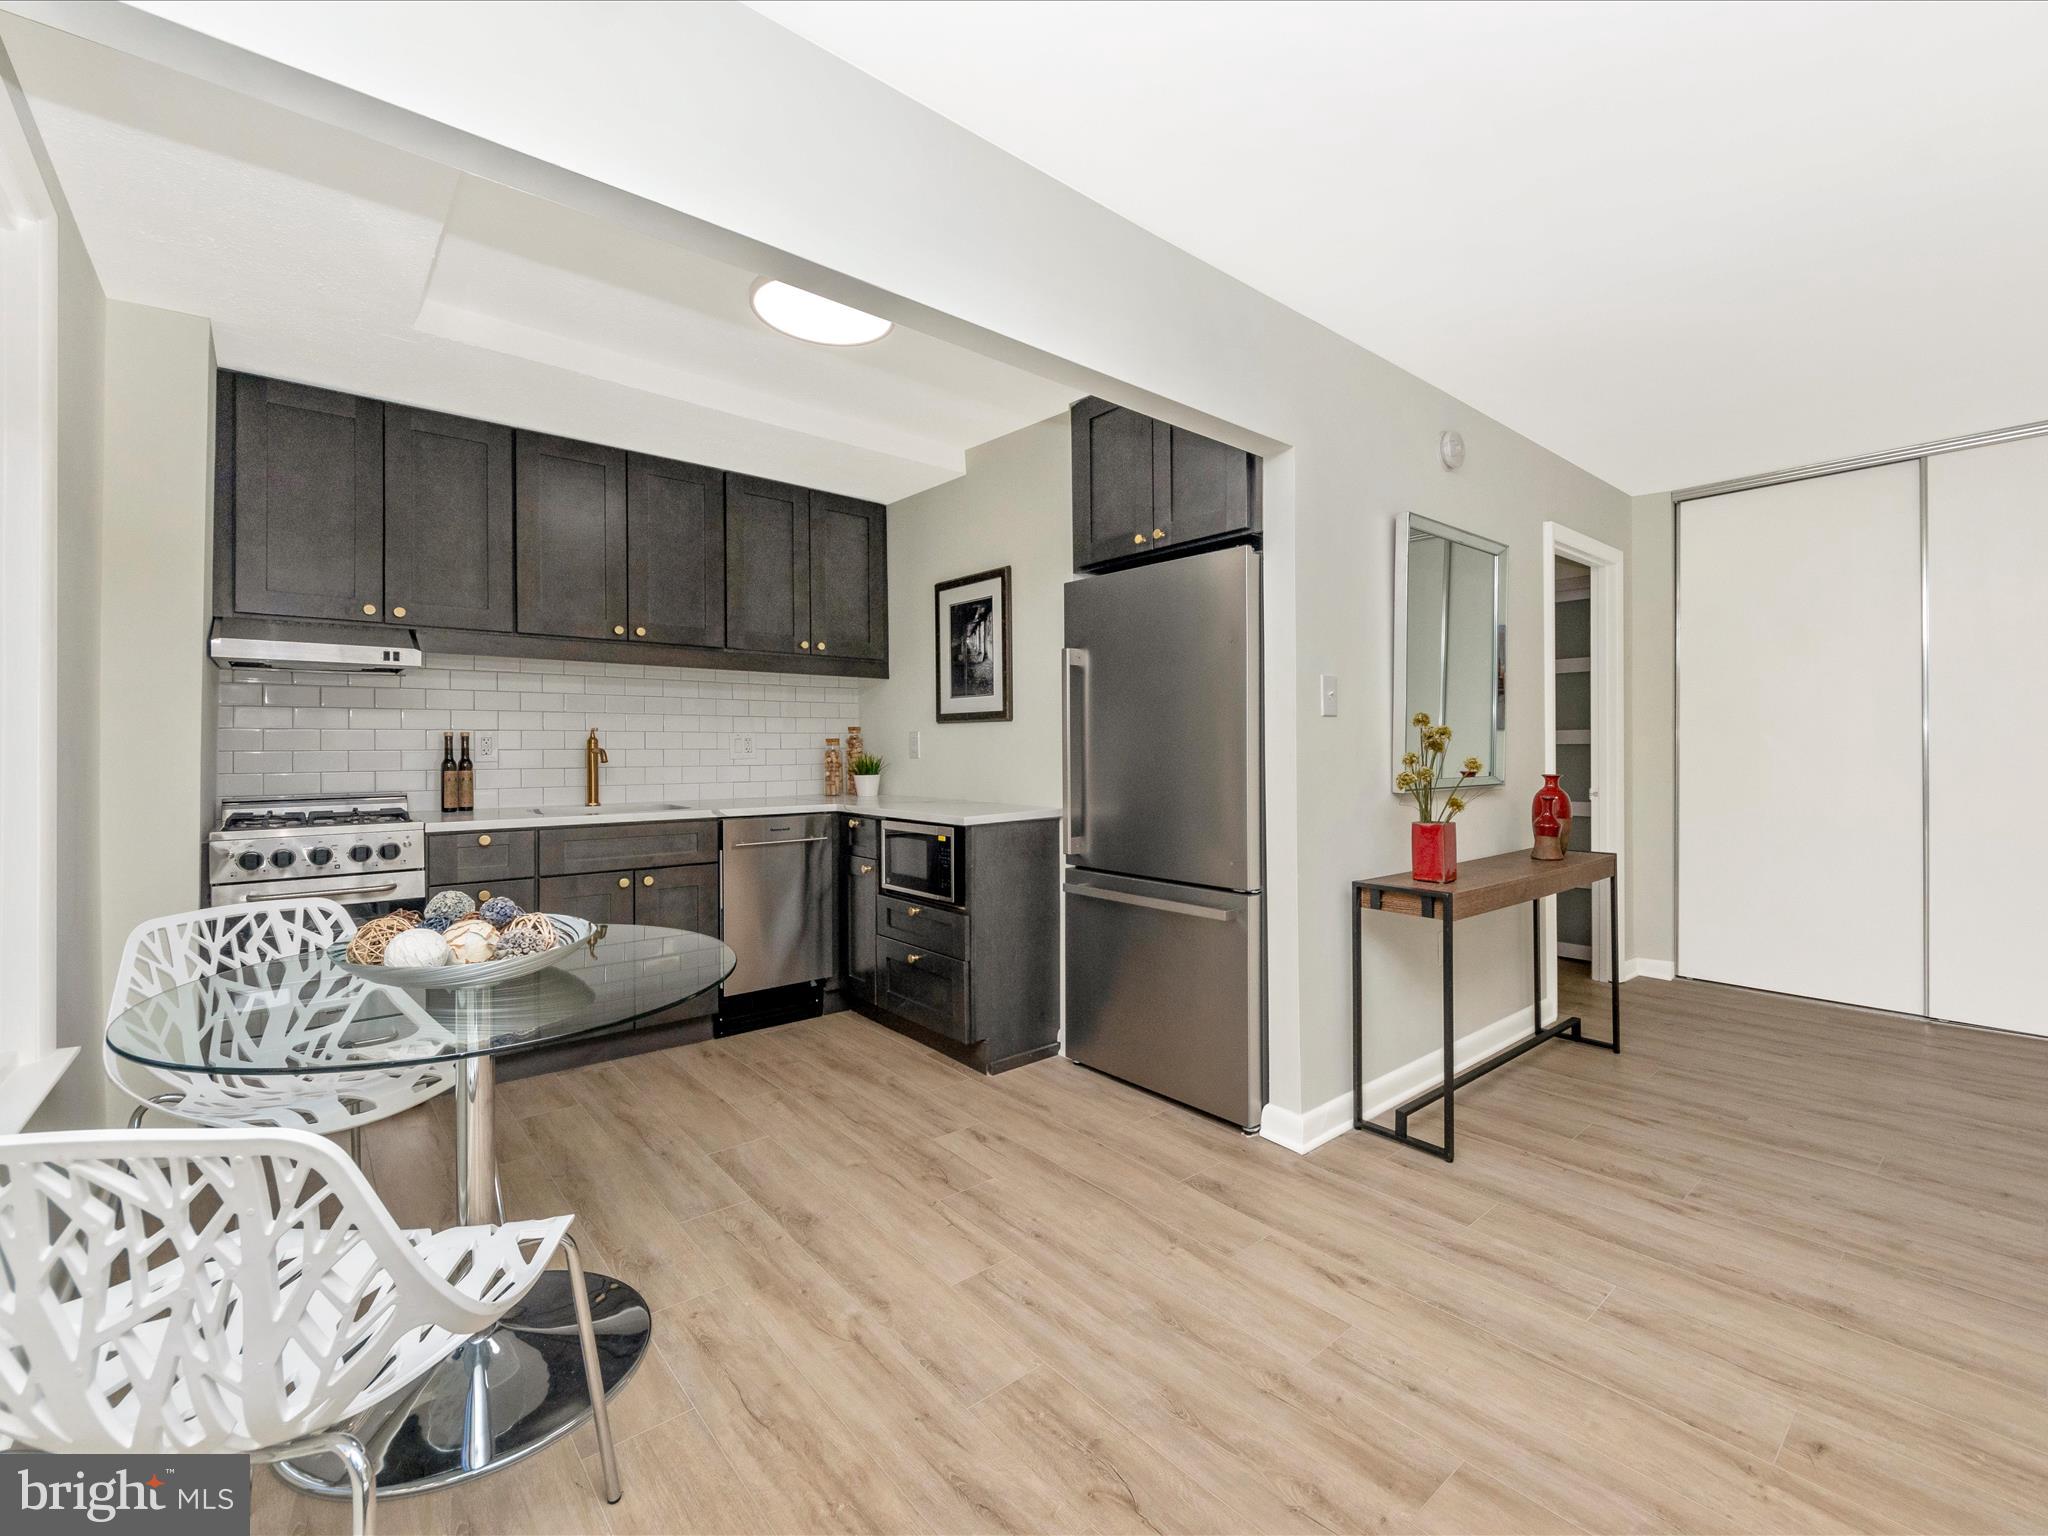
left=1624, top=957, right=1675, bottom=982
left=1259, top=1091, right=1354, bottom=1155
left=1260, top=1000, right=1555, bottom=1156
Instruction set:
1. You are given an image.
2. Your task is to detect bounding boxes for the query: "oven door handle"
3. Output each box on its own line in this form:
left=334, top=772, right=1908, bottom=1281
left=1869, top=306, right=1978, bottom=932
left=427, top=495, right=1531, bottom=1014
left=215, top=881, right=404, bottom=903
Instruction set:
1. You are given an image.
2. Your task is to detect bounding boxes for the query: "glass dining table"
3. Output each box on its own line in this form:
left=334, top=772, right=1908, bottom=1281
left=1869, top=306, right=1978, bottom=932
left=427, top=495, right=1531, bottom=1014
left=103, top=922, right=736, bottom=1500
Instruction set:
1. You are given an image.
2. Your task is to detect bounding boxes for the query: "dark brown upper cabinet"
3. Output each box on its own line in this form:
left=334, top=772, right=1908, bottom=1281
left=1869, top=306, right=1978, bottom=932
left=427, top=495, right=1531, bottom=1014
left=384, top=406, right=514, bottom=632
left=807, top=492, right=887, bottom=662
left=626, top=453, right=724, bottom=649
left=230, top=374, right=384, bottom=620
left=1071, top=396, right=1259, bottom=573
left=724, top=473, right=811, bottom=654
left=514, top=432, right=628, bottom=641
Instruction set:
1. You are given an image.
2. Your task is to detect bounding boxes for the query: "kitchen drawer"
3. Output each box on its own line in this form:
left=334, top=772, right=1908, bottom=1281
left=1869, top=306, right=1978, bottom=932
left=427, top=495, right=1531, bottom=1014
left=428, top=877, right=537, bottom=913
left=427, top=829, right=536, bottom=886
left=539, top=818, right=717, bottom=876
left=845, top=815, right=877, bottom=859
left=878, top=895, right=967, bottom=962
left=877, top=936, right=973, bottom=1044
left=537, top=870, right=638, bottom=926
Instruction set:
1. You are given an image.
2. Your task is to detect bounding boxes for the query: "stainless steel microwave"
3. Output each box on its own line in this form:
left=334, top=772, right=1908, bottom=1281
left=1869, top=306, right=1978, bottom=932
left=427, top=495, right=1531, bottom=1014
left=880, top=820, right=959, bottom=905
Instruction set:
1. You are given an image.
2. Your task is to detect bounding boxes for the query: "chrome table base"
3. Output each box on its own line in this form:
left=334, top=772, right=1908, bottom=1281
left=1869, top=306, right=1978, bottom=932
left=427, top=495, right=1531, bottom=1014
left=273, top=1268, right=650, bottom=1498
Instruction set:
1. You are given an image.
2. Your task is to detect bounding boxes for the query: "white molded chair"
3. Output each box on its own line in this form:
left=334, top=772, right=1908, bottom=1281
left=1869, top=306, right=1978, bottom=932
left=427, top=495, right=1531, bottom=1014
left=104, top=901, right=455, bottom=1162
left=0, top=1128, right=622, bottom=1535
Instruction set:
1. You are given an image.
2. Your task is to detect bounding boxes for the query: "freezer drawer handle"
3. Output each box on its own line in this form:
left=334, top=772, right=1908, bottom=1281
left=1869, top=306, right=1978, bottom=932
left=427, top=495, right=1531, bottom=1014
left=728, top=835, right=830, bottom=849
left=1063, top=883, right=1232, bottom=921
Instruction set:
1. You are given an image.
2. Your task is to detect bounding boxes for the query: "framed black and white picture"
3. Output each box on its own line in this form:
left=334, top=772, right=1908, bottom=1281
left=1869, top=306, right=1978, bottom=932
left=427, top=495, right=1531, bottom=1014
left=934, top=566, right=1012, bottom=722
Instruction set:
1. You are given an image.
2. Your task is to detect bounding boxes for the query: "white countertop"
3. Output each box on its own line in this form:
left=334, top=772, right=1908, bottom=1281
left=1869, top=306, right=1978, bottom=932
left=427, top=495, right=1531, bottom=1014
left=415, top=794, right=1061, bottom=834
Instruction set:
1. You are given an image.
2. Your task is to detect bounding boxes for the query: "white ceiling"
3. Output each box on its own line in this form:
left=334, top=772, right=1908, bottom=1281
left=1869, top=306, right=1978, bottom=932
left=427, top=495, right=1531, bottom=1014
left=751, top=0, right=2048, bottom=494
left=0, top=16, right=1074, bottom=502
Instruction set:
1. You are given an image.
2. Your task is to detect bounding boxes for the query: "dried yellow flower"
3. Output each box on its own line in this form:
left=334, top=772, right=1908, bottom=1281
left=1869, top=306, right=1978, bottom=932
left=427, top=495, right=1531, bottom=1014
left=1395, top=771, right=1416, bottom=791
left=1401, top=752, right=1420, bottom=767
left=1446, top=794, right=1467, bottom=815
left=1411, top=712, right=1432, bottom=728
left=1462, top=756, right=1483, bottom=775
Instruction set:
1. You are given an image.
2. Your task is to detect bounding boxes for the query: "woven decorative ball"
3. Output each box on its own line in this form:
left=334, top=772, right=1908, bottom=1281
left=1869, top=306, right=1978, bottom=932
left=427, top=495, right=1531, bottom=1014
left=501, top=911, right=558, bottom=951
left=493, top=924, right=550, bottom=958
left=478, top=895, right=525, bottom=928
left=345, top=911, right=418, bottom=965
left=420, top=911, right=455, bottom=933
left=423, top=890, right=476, bottom=925
left=442, top=916, right=498, bottom=964
left=384, top=927, right=454, bottom=968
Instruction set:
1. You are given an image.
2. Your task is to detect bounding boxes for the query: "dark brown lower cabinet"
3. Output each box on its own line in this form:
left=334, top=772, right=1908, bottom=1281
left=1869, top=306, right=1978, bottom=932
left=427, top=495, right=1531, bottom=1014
left=845, top=826, right=880, bottom=1000
left=537, top=870, right=640, bottom=927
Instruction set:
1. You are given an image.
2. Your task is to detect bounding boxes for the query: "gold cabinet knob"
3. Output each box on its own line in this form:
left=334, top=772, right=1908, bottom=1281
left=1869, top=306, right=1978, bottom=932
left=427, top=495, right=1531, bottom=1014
left=642, top=875, right=654, bottom=887
left=363, top=603, right=378, bottom=615
left=859, top=864, right=872, bottom=874
left=848, top=818, right=859, bottom=827
left=392, top=605, right=407, bottom=618
left=478, top=889, right=491, bottom=901
left=907, top=906, right=922, bottom=917
left=800, top=639, right=811, bottom=650
left=906, top=953, right=921, bottom=965
left=612, top=624, right=626, bottom=636
left=1152, top=528, right=1166, bottom=540
left=1132, top=533, right=1146, bottom=545
left=477, top=834, right=492, bottom=847
left=618, top=877, right=630, bottom=888
left=817, top=641, right=827, bottom=652
left=635, top=626, right=647, bottom=638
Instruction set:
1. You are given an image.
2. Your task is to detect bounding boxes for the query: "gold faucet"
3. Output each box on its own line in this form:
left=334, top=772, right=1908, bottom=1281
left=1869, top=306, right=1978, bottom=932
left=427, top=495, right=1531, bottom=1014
left=586, top=728, right=608, bottom=806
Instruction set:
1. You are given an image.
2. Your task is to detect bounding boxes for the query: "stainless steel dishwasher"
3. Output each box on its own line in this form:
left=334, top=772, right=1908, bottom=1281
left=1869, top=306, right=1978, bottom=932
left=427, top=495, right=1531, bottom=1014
left=719, top=813, right=837, bottom=996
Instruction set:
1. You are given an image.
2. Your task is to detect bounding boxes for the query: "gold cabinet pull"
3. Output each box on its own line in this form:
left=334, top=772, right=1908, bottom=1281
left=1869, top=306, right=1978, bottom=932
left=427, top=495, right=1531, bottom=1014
left=800, top=639, right=811, bottom=650
left=634, top=626, right=647, bottom=637
left=907, top=906, right=922, bottom=917
left=848, top=818, right=859, bottom=827
left=392, top=605, right=407, bottom=618
left=642, top=875, right=654, bottom=887
left=906, top=953, right=921, bottom=965
left=859, top=864, right=872, bottom=875
left=612, top=624, right=626, bottom=636
left=363, top=603, right=378, bottom=615
left=618, top=877, right=630, bottom=888
left=477, top=834, right=492, bottom=847
left=1152, top=528, right=1166, bottom=540
left=817, top=641, right=827, bottom=652
left=478, top=889, right=491, bottom=901
left=1131, top=533, right=1146, bottom=545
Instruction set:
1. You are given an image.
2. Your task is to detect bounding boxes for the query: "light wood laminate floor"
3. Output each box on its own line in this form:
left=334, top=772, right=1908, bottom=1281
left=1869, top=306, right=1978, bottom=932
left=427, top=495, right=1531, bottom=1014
left=255, top=969, right=2048, bottom=1534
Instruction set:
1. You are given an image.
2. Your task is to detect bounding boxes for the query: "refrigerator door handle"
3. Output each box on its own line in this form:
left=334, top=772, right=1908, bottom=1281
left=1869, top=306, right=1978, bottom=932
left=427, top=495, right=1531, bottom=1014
left=1063, top=882, right=1231, bottom=921
left=1062, top=647, right=1089, bottom=857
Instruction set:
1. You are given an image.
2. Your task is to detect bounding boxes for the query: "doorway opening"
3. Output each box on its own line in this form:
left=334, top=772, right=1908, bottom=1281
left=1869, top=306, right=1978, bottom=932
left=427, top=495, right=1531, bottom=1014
left=1541, top=522, right=1626, bottom=1015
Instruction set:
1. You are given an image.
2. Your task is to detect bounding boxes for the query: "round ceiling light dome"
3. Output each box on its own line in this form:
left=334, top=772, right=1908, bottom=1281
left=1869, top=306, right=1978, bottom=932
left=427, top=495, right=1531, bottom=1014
left=749, top=279, right=892, bottom=346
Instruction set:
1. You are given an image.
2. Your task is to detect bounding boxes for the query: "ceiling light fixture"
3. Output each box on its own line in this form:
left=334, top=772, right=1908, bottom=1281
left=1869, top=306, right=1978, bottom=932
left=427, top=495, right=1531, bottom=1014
left=749, top=279, right=892, bottom=346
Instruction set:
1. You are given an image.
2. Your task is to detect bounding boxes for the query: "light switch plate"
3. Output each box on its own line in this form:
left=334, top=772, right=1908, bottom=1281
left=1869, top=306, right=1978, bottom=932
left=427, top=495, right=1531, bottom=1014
left=731, top=733, right=757, bottom=763
left=909, top=729, right=922, bottom=760
left=1319, top=674, right=1339, bottom=717
left=473, top=731, right=497, bottom=763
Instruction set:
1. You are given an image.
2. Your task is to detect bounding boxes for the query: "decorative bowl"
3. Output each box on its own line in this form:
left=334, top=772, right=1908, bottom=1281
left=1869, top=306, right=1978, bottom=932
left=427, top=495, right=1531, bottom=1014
left=334, top=914, right=598, bottom=990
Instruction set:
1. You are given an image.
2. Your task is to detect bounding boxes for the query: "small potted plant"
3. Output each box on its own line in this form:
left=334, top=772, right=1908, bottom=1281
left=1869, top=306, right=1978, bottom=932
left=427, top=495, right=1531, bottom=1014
left=850, top=752, right=884, bottom=800
left=1397, top=713, right=1482, bottom=883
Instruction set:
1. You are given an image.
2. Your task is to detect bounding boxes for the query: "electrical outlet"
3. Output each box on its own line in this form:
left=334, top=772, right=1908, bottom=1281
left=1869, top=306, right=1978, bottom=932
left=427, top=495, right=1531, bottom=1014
left=731, top=733, right=757, bottom=764
left=909, top=729, right=922, bottom=760
left=473, top=731, right=497, bottom=763
left=1319, top=674, right=1339, bottom=718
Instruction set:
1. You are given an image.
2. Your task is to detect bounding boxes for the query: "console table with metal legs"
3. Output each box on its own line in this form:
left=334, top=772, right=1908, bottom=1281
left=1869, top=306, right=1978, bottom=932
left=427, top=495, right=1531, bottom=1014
left=1352, top=849, right=1620, bottom=1162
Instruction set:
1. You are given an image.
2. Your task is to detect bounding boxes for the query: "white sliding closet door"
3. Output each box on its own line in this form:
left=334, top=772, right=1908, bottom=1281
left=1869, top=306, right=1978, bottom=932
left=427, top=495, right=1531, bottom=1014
left=1927, top=437, right=2048, bottom=1035
left=1678, top=463, right=1923, bottom=1013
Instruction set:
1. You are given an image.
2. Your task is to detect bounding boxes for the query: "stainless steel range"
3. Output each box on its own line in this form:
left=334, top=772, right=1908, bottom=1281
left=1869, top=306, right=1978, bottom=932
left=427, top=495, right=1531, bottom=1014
left=207, top=793, right=425, bottom=912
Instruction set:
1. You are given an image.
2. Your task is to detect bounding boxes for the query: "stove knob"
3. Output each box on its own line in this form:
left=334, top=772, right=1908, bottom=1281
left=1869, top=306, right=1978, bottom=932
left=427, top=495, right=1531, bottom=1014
left=270, top=849, right=296, bottom=869
left=236, top=851, right=265, bottom=872
left=378, top=842, right=402, bottom=861
left=307, top=847, right=334, bottom=866
left=348, top=844, right=374, bottom=863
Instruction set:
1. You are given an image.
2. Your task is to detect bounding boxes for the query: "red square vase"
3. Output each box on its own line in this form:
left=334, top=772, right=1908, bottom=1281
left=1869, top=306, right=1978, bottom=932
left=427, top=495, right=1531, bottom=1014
left=1411, top=821, right=1457, bottom=883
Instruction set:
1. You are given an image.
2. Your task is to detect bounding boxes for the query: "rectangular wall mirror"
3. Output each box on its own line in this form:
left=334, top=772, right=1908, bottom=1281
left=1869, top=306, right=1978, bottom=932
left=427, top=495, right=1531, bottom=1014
left=1392, top=512, right=1506, bottom=790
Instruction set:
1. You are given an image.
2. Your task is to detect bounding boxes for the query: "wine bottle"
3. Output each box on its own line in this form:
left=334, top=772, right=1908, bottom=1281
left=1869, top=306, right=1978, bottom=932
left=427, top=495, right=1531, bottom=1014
left=456, top=731, right=475, bottom=812
left=440, top=731, right=458, bottom=813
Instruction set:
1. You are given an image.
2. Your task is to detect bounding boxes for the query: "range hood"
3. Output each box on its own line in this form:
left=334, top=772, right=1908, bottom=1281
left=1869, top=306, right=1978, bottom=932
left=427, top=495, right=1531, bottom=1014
left=209, top=617, right=421, bottom=673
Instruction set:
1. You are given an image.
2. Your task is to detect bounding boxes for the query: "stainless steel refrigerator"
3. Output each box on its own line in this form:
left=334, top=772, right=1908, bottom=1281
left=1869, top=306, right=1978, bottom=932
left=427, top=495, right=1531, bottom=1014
left=1063, top=545, right=1265, bottom=1131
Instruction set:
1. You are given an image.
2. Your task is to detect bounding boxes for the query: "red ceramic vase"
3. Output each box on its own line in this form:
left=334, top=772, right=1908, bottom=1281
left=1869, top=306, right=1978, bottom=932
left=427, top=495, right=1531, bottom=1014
left=1411, top=821, right=1457, bottom=883
left=1531, top=773, right=1572, bottom=861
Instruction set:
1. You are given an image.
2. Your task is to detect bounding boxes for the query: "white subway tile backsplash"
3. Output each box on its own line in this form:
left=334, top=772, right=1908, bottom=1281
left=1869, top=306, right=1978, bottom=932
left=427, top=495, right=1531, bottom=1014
left=214, top=652, right=861, bottom=814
